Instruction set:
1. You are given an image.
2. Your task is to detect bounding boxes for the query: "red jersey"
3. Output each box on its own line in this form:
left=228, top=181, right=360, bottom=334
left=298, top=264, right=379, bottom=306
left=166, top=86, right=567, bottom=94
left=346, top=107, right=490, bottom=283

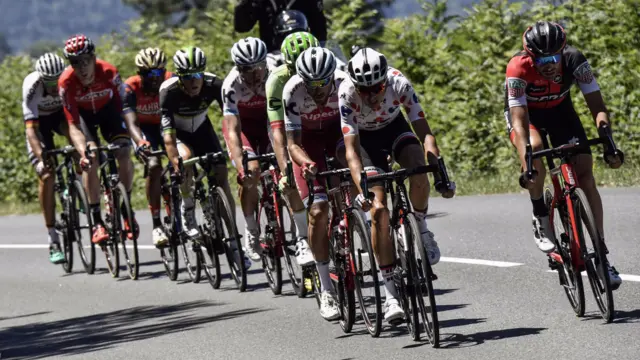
left=58, top=59, right=125, bottom=125
left=123, top=72, right=174, bottom=125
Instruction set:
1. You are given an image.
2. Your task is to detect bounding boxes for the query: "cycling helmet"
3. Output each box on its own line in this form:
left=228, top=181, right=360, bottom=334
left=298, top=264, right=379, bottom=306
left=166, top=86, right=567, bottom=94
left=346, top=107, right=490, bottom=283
left=35, top=53, right=66, bottom=79
left=231, top=37, right=267, bottom=66
left=523, top=21, right=567, bottom=57
left=173, top=46, right=206, bottom=74
left=135, top=47, right=167, bottom=70
left=347, top=48, right=388, bottom=87
left=63, top=34, right=95, bottom=58
left=281, top=31, right=319, bottom=67
left=274, top=10, right=309, bottom=36
left=295, top=47, right=336, bottom=82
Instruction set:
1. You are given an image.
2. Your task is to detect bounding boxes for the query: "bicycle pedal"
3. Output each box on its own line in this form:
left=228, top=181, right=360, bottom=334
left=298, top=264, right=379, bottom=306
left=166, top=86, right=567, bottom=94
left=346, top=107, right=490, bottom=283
left=388, top=317, right=404, bottom=327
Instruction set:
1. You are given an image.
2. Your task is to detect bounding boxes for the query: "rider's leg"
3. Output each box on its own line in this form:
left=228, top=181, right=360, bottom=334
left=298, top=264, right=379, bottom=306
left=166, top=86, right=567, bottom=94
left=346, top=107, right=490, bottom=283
left=177, top=143, right=201, bottom=240
left=240, top=157, right=261, bottom=260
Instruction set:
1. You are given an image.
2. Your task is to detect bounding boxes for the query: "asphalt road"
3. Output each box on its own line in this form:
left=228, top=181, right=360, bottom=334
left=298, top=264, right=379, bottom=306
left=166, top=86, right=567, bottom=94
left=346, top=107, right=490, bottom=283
left=1, top=188, right=639, bottom=360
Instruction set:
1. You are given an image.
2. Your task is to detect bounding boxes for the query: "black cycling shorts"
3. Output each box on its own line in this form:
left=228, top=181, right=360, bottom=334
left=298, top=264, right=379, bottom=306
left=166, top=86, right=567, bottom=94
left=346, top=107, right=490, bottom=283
left=140, top=123, right=163, bottom=150
left=79, top=100, right=130, bottom=145
left=26, top=110, right=66, bottom=165
left=359, top=113, right=421, bottom=174
left=176, top=119, right=224, bottom=157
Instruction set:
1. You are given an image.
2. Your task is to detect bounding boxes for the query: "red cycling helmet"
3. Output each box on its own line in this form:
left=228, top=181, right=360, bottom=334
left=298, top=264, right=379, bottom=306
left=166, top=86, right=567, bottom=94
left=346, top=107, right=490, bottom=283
left=63, top=34, right=95, bottom=58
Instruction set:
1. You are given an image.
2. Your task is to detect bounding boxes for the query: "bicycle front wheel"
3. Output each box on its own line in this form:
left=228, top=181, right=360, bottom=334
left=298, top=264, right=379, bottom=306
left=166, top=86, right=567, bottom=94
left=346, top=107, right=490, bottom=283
left=215, top=186, right=247, bottom=292
left=259, top=201, right=282, bottom=295
left=72, top=180, right=94, bottom=274
left=115, top=183, right=139, bottom=280
left=572, top=188, right=614, bottom=323
left=279, top=199, right=305, bottom=297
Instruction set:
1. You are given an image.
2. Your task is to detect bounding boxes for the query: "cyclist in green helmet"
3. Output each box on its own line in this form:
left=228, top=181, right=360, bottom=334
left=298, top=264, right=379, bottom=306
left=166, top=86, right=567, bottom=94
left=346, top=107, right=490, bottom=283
left=265, top=31, right=319, bottom=267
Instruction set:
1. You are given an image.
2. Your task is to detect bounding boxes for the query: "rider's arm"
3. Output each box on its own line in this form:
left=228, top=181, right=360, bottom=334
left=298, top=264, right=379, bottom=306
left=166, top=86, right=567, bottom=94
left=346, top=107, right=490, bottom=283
left=266, top=73, right=290, bottom=173
left=283, top=81, right=312, bottom=167
left=22, top=75, right=44, bottom=162
left=234, top=0, right=258, bottom=33
left=338, top=84, right=365, bottom=194
left=59, top=79, right=88, bottom=156
left=505, top=60, right=531, bottom=169
left=122, top=83, right=145, bottom=146
left=159, top=84, right=179, bottom=171
left=221, top=78, right=245, bottom=174
left=570, top=54, right=609, bottom=129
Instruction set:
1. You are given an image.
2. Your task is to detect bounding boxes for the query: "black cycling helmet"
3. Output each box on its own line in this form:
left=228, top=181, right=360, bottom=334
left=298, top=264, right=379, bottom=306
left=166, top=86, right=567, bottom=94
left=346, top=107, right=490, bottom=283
left=522, top=21, right=567, bottom=57
left=274, top=10, right=309, bottom=36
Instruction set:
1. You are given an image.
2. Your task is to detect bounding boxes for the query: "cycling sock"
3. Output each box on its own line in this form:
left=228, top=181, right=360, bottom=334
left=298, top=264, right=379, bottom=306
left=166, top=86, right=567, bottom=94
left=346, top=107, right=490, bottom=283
left=316, top=260, right=334, bottom=292
left=244, top=214, right=258, bottom=234
left=90, top=204, right=102, bottom=225
left=531, top=195, right=548, bottom=217
left=380, top=264, right=399, bottom=299
left=293, top=210, right=308, bottom=238
left=413, top=207, right=429, bottom=233
left=47, top=227, right=58, bottom=245
left=150, top=206, right=162, bottom=228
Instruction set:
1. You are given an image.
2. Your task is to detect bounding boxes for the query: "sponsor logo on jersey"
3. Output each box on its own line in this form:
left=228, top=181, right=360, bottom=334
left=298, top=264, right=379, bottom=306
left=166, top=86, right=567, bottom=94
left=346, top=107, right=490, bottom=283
left=239, top=96, right=266, bottom=109
left=38, top=98, right=62, bottom=111
left=77, top=89, right=111, bottom=102
left=526, top=88, right=570, bottom=102
left=300, top=108, right=340, bottom=121
left=285, top=100, right=299, bottom=116
left=507, top=77, right=527, bottom=98
left=553, top=74, right=563, bottom=84
left=268, top=98, right=282, bottom=111
left=573, top=62, right=594, bottom=84
left=223, top=89, right=236, bottom=104
left=138, top=102, right=160, bottom=115
left=340, top=105, right=352, bottom=118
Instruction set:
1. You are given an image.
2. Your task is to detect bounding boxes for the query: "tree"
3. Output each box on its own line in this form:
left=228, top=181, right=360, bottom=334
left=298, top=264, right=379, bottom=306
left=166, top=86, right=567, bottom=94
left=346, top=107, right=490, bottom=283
left=325, top=0, right=392, bottom=55
left=26, top=41, right=59, bottom=59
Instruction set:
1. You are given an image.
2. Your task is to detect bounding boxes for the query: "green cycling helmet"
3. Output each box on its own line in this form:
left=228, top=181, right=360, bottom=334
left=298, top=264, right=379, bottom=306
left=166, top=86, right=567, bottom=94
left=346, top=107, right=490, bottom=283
left=281, top=31, right=319, bottom=69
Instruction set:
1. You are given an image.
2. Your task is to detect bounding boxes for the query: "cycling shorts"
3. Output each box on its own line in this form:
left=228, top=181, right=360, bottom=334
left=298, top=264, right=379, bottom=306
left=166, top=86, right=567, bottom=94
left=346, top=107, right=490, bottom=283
left=140, top=123, right=163, bottom=150
left=359, top=113, right=421, bottom=175
left=222, top=118, right=272, bottom=158
left=26, top=110, right=67, bottom=166
left=176, top=119, right=224, bottom=157
left=79, top=100, right=130, bottom=145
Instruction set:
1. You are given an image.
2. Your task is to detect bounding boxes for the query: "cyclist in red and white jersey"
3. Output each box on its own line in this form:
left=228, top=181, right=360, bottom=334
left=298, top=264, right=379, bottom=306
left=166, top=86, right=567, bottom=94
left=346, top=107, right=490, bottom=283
left=284, top=47, right=345, bottom=320
left=340, top=48, right=455, bottom=323
left=59, top=34, right=137, bottom=245
left=123, top=48, right=174, bottom=247
left=222, top=37, right=272, bottom=262
left=504, top=21, right=623, bottom=286
left=23, top=53, right=70, bottom=264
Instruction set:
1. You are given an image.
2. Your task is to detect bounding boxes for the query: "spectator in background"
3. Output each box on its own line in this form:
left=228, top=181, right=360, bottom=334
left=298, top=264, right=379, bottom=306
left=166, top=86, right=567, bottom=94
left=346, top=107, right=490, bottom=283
left=234, top=0, right=327, bottom=53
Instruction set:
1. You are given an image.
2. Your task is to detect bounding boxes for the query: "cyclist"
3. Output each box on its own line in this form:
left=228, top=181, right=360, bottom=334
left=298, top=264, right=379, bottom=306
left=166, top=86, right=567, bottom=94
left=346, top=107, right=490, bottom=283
left=340, top=48, right=455, bottom=323
left=59, top=34, right=137, bottom=245
left=505, top=21, right=622, bottom=286
left=284, top=47, right=347, bottom=320
left=222, top=37, right=272, bottom=262
left=23, top=53, right=69, bottom=264
left=160, top=46, right=250, bottom=268
left=123, top=48, right=174, bottom=247
left=265, top=31, right=319, bottom=267
left=267, top=10, right=311, bottom=69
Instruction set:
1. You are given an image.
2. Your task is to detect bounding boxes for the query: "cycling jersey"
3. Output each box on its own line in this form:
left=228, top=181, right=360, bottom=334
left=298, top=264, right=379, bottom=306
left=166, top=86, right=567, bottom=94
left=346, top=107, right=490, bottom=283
left=267, top=51, right=284, bottom=71
left=504, top=45, right=600, bottom=110
left=265, top=64, right=292, bottom=130
left=339, top=67, right=426, bottom=136
left=22, top=71, right=63, bottom=126
left=159, top=73, right=224, bottom=135
left=58, top=59, right=125, bottom=125
left=123, top=72, right=174, bottom=125
left=283, top=69, right=348, bottom=132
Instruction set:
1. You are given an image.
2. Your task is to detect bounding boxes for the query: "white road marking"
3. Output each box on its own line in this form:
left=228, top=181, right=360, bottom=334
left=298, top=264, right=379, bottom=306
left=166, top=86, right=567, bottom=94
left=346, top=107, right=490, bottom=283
left=547, top=269, right=640, bottom=282
left=440, top=257, right=523, bottom=267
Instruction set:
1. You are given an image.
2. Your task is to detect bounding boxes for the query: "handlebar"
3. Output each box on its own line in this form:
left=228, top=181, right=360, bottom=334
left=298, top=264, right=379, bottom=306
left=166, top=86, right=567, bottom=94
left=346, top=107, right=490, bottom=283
left=85, top=142, right=130, bottom=156
left=43, top=145, right=77, bottom=158
left=148, top=149, right=167, bottom=157
left=182, top=151, right=227, bottom=167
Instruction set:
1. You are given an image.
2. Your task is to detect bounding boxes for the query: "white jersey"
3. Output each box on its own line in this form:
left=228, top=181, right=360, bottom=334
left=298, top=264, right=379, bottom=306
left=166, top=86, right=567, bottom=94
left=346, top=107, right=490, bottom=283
left=22, top=71, right=63, bottom=121
left=267, top=51, right=284, bottom=71
left=222, top=67, right=268, bottom=124
left=283, top=69, right=349, bottom=132
left=339, top=67, right=425, bottom=136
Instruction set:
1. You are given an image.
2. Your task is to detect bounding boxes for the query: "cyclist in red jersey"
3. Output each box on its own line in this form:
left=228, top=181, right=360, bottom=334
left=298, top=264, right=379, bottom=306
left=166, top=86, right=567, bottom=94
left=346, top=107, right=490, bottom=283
left=59, top=34, right=137, bottom=245
left=504, top=21, right=623, bottom=286
left=123, top=48, right=174, bottom=247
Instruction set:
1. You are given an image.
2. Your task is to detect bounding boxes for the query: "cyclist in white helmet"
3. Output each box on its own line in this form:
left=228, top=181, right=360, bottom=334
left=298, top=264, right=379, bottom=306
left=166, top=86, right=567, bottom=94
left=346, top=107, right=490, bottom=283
left=340, top=48, right=456, bottom=324
left=283, top=47, right=348, bottom=320
left=22, top=53, right=70, bottom=264
left=222, top=37, right=272, bottom=262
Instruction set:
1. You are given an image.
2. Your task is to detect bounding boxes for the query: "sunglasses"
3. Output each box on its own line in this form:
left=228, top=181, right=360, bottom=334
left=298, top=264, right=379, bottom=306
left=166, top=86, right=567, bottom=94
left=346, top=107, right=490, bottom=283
left=238, top=62, right=267, bottom=73
left=357, top=81, right=386, bottom=95
left=43, top=79, right=58, bottom=87
left=179, top=72, right=204, bottom=80
left=69, top=55, right=93, bottom=67
left=141, top=68, right=166, bottom=78
left=304, top=77, right=331, bottom=88
left=534, top=54, right=561, bottom=66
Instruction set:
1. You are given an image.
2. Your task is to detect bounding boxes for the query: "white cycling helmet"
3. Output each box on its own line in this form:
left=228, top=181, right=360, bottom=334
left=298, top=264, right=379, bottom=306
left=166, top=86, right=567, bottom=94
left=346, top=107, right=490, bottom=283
left=173, top=46, right=206, bottom=74
left=347, top=48, right=388, bottom=87
left=231, top=37, right=267, bottom=66
left=36, top=53, right=66, bottom=79
left=295, top=47, right=336, bottom=82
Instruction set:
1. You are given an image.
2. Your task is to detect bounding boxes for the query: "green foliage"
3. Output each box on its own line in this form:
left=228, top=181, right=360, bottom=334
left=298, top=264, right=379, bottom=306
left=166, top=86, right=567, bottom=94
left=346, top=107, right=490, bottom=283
left=1, top=0, right=640, bottom=210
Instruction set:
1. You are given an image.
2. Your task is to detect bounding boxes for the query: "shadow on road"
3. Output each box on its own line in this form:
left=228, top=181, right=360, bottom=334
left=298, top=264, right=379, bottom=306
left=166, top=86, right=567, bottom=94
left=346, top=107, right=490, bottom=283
left=0, top=300, right=270, bottom=360
left=433, top=288, right=458, bottom=296
left=426, top=212, right=448, bottom=219
left=438, top=327, right=547, bottom=349
left=614, top=308, right=640, bottom=324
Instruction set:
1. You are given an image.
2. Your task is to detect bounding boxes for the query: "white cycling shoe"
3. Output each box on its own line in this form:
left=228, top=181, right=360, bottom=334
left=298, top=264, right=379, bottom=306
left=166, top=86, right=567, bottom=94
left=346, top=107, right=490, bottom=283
left=421, top=230, right=441, bottom=265
left=532, top=214, right=556, bottom=253
left=384, top=298, right=404, bottom=323
left=152, top=227, right=169, bottom=247
left=295, top=237, right=314, bottom=266
left=319, top=290, right=340, bottom=321
left=244, top=230, right=262, bottom=262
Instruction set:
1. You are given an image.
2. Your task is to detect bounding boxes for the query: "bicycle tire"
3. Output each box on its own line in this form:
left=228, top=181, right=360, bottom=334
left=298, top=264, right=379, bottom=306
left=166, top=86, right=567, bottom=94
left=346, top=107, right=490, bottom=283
left=396, top=220, right=420, bottom=341
left=351, top=210, right=382, bottom=337
left=181, top=237, right=201, bottom=283
left=545, top=187, right=585, bottom=316
left=103, top=188, right=120, bottom=278
left=202, top=232, right=222, bottom=289
left=409, top=213, right=439, bottom=347
left=59, top=199, right=73, bottom=273
left=72, top=180, right=95, bottom=274
left=331, top=228, right=355, bottom=334
left=279, top=200, right=305, bottom=297
left=160, top=184, right=179, bottom=281
left=259, top=201, right=283, bottom=295
left=573, top=188, right=614, bottom=322
left=215, top=186, right=247, bottom=292
left=115, top=183, right=139, bottom=280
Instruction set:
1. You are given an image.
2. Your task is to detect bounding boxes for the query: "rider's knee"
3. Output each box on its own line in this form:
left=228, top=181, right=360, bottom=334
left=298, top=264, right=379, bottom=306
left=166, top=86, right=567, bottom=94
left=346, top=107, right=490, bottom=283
left=147, top=155, right=162, bottom=173
left=112, top=139, right=132, bottom=161
left=309, top=201, right=329, bottom=222
left=371, top=201, right=389, bottom=224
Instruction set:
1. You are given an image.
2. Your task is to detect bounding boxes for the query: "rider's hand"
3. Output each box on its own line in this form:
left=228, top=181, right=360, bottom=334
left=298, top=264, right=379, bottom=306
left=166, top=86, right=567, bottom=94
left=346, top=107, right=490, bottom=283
left=35, top=160, right=49, bottom=177
left=135, top=140, right=151, bottom=163
left=355, top=193, right=372, bottom=212
left=436, top=180, right=456, bottom=199
left=278, top=173, right=291, bottom=191
left=79, top=156, right=92, bottom=171
left=604, top=151, right=623, bottom=169
left=301, top=162, right=317, bottom=181
left=519, top=170, right=537, bottom=190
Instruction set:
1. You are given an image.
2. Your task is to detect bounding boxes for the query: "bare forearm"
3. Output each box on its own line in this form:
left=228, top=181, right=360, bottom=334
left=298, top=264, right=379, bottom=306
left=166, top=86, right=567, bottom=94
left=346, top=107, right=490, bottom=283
left=287, top=143, right=312, bottom=167
left=26, top=128, right=43, bottom=161
left=164, top=134, right=180, bottom=170
left=227, top=132, right=245, bottom=171
left=124, top=113, right=144, bottom=145
left=271, top=128, right=289, bottom=173
left=346, top=144, right=364, bottom=194
left=69, top=125, right=87, bottom=155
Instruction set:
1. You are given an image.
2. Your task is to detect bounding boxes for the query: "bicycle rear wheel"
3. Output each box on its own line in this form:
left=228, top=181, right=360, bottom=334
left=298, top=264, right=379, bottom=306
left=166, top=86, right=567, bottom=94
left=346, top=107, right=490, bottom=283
left=394, top=221, right=420, bottom=341
left=72, top=180, right=94, bottom=274
left=58, top=197, right=73, bottom=273
left=409, top=214, right=439, bottom=347
left=545, top=187, right=584, bottom=316
left=259, top=201, right=283, bottom=295
left=573, top=188, right=614, bottom=323
left=351, top=210, right=382, bottom=337
left=102, top=189, right=120, bottom=278
left=160, top=185, right=179, bottom=281
left=332, top=233, right=355, bottom=334
left=279, top=200, right=305, bottom=297
left=115, top=183, right=139, bottom=280
left=215, top=187, right=247, bottom=292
